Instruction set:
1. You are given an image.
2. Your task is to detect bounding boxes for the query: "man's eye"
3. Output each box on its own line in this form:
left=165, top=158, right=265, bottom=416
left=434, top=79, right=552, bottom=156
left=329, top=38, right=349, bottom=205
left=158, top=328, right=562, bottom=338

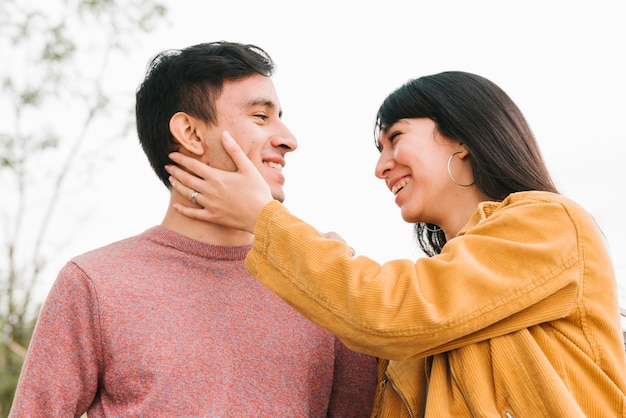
left=255, top=114, right=268, bottom=121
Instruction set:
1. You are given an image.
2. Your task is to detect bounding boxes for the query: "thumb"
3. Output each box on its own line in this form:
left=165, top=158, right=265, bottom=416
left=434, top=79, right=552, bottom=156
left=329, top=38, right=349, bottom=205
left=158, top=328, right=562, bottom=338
left=221, top=130, right=272, bottom=203
left=222, top=131, right=256, bottom=174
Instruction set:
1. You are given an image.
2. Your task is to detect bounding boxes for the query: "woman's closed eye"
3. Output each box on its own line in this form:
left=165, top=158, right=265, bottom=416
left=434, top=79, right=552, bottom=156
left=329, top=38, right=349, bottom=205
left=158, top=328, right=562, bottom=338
left=388, top=131, right=401, bottom=143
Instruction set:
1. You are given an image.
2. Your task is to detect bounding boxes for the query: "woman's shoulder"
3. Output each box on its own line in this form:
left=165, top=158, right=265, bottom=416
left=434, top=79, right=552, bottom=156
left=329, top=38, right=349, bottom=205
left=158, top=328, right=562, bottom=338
left=467, top=191, right=594, bottom=235
left=505, top=190, right=574, bottom=205
left=504, top=191, right=588, bottom=216
left=496, top=191, right=601, bottom=237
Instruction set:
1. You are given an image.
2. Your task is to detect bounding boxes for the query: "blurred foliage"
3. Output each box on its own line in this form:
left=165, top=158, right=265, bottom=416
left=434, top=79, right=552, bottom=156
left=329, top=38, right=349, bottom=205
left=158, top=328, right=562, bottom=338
left=0, top=0, right=167, bottom=415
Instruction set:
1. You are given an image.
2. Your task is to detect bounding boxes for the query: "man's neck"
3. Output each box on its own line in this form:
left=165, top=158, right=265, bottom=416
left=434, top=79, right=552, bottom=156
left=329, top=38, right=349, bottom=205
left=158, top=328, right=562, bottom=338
left=161, top=206, right=253, bottom=246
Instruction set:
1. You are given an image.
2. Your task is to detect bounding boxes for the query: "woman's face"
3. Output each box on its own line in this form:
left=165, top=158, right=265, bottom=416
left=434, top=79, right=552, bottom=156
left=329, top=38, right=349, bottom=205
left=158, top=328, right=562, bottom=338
left=375, top=118, right=467, bottom=227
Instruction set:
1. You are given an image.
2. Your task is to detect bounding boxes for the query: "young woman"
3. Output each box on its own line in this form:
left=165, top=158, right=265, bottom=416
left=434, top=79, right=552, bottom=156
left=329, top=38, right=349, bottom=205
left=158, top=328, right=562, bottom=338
left=165, top=71, right=626, bottom=417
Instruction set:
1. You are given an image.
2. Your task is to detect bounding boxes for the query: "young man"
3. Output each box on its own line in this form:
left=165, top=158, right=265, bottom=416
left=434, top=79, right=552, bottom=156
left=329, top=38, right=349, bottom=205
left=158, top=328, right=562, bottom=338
left=10, top=42, right=377, bottom=417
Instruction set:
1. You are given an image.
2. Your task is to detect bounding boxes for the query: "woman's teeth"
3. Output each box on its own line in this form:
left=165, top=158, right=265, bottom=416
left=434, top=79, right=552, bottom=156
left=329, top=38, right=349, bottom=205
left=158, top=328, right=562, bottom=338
left=392, top=179, right=408, bottom=195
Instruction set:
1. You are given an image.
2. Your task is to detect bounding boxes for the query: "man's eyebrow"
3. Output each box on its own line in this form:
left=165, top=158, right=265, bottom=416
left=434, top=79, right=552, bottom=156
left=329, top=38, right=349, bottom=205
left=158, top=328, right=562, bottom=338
left=246, top=99, right=283, bottom=118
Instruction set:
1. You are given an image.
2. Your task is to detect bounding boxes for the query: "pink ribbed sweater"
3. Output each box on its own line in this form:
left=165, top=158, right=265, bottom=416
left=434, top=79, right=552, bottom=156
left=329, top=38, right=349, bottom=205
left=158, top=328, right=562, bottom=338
left=10, top=226, right=377, bottom=417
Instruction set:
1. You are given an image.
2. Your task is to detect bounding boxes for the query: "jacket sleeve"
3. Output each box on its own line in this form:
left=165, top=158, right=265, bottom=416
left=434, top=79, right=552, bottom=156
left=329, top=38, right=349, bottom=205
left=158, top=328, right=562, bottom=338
left=245, top=197, right=585, bottom=360
left=10, top=262, right=101, bottom=417
left=326, top=337, right=377, bottom=417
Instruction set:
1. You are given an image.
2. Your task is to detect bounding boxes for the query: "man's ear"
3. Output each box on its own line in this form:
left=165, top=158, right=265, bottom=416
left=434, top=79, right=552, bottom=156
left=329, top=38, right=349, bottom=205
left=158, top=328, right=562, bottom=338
left=169, top=112, right=205, bottom=156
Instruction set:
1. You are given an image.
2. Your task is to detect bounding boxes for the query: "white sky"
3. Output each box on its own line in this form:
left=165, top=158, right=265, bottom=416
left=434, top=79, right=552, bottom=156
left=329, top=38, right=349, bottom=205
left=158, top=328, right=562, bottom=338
left=31, top=1, right=626, bottom=320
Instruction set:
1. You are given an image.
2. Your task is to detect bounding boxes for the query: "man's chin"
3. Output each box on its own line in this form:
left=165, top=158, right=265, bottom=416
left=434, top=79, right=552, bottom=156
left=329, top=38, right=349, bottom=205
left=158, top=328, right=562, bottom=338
left=271, top=190, right=285, bottom=203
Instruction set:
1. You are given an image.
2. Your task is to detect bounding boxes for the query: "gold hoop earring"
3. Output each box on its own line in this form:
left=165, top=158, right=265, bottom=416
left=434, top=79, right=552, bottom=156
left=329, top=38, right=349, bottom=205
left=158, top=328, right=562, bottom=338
left=447, top=151, right=475, bottom=187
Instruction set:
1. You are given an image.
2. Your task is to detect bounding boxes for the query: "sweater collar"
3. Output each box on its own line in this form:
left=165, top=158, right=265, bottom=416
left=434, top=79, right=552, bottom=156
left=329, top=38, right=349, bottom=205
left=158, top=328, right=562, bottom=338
left=144, top=226, right=252, bottom=260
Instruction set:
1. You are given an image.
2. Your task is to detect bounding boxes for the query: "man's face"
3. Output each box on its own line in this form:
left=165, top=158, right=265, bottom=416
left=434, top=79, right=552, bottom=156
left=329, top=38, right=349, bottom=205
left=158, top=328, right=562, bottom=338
left=203, top=74, right=297, bottom=203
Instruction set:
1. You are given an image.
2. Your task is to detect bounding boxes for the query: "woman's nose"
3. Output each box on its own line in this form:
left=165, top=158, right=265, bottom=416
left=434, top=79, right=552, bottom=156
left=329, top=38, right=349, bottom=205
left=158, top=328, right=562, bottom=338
left=375, top=152, right=393, bottom=179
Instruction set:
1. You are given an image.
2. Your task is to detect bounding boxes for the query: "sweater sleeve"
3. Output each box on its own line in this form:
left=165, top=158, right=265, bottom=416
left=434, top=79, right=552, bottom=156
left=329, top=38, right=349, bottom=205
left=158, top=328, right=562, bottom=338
left=246, top=197, right=586, bottom=360
left=326, top=337, right=377, bottom=417
left=10, top=262, right=102, bottom=417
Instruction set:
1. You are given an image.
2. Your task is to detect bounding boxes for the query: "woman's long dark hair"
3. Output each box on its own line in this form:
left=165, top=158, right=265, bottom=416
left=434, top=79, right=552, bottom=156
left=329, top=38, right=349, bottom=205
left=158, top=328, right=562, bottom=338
left=374, top=71, right=558, bottom=256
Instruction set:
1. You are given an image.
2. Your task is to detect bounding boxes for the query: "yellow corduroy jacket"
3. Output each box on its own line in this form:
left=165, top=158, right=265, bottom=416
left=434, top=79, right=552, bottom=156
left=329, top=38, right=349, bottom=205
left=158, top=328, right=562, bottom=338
left=246, top=191, right=626, bottom=417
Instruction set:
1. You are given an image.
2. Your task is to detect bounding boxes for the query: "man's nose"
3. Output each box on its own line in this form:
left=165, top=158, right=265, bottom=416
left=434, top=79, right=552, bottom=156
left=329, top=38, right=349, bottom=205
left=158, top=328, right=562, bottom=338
left=274, top=122, right=297, bottom=152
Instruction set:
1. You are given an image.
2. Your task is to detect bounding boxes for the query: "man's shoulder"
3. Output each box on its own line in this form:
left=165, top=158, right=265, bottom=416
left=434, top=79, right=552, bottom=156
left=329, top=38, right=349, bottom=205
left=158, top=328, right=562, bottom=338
left=67, top=227, right=164, bottom=277
left=74, top=229, right=149, bottom=257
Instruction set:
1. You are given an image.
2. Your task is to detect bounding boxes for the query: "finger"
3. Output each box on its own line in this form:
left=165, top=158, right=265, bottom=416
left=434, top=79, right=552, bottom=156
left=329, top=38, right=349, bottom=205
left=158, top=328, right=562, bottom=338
left=168, top=152, right=213, bottom=180
left=167, top=174, right=201, bottom=206
left=322, top=231, right=354, bottom=256
left=323, top=231, right=347, bottom=243
left=172, top=202, right=214, bottom=222
left=165, top=161, right=208, bottom=198
left=222, top=131, right=257, bottom=174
